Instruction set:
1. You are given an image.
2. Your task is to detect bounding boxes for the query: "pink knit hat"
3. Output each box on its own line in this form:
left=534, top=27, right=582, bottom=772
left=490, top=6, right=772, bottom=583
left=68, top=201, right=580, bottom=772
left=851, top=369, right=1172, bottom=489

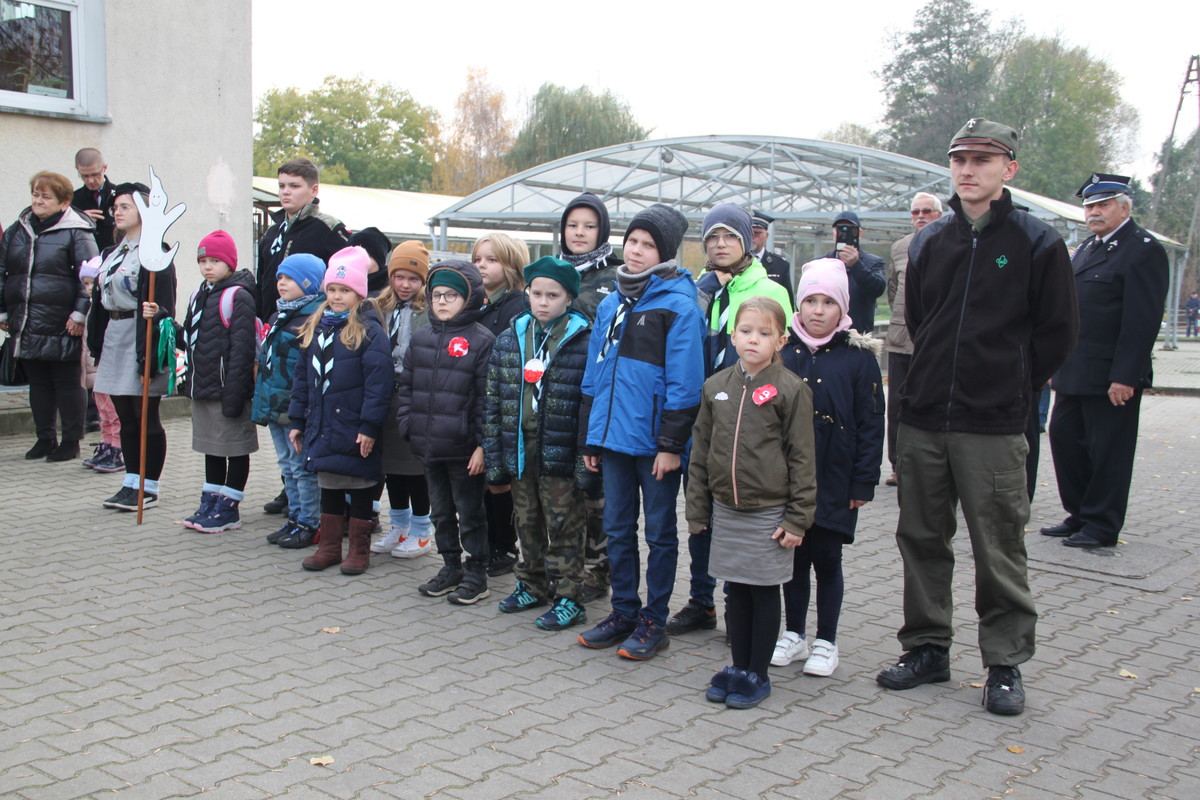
left=197, top=230, right=238, bottom=269
left=796, top=258, right=851, bottom=321
left=323, top=246, right=370, bottom=298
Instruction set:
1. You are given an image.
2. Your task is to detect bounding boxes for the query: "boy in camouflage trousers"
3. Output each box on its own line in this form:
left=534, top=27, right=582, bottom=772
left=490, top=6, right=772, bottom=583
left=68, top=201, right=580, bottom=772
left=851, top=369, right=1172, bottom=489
left=483, top=257, right=593, bottom=631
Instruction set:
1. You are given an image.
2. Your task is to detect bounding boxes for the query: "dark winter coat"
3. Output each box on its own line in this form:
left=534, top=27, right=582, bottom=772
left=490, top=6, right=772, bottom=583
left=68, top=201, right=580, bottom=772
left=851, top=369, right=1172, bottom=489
left=72, top=178, right=118, bottom=250
left=781, top=328, right=885, bottom=541
left=86, top=242, right=178, bottom=385
left=289, top=305, right=392, bottom=480
left=483, top=309, right=591, bottom=484
left=252, top=294, right=325, bottom=426
left=182, top=270, right=260, bottom=418
left=397, top=261, right=496, bottom=463
left=902, top=191, right=1078, bottom=435
left=0, top=207, right=96, bottom=362
left=255, top=199, right=349, bottom=319
left=477, top=288, right=525, bottom=338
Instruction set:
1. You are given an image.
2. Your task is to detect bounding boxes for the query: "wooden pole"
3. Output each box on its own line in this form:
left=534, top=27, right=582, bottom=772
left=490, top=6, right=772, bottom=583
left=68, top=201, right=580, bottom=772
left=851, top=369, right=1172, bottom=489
left=136, top=271, right=157, bottom=525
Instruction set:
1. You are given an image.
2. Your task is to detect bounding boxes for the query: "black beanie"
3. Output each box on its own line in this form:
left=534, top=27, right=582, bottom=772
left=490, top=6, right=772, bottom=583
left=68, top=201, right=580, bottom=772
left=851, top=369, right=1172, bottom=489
left=559, top=192, right=611, bottom=253
left=347, top=227, right=392, bottom=270
left=623, top=204, right=689, bottom=262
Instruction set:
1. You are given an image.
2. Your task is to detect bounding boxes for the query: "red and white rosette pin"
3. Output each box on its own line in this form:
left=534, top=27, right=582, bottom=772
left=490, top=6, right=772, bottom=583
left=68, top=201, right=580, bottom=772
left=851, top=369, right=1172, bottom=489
left=447, top=336, right=470, bottom=357
left=752, top=384, right=778, bottom=406
left=523, top=357, right=545, bottom=384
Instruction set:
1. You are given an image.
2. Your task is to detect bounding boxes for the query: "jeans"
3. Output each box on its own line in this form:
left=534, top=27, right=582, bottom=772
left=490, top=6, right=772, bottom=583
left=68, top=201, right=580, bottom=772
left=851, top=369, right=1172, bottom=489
left=424, top=460, right=488, bottom=571
left=601, top=450, right=682, bottom=626
left=268, top=422, right=319, bottom=526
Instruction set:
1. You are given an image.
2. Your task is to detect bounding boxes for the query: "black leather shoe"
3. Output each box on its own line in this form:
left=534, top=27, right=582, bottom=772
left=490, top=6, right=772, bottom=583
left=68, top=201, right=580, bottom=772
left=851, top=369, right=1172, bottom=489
left=25, top=438, right=56, bottom=459
left=1063, top=530, right=1115, bottom=548
left=1039, top=522, right=1078, bottom=537
left=46, top=440, right=80, bottom=462
left=876, top=644, right=951, bottom=689
left=666, top=600, right=717, bottom=635
left=983, top=665, right=1025, bottom=715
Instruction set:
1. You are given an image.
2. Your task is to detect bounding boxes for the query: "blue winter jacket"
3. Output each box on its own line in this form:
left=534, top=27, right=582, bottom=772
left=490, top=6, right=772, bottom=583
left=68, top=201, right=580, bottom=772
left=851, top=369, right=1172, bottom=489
left=251, top=294, right=324, bottom=426
left=780, top=327, right=885, bottom=541
left=288, top=305, right=393, bottom=480
left=578, top=265, right=705, bottom=457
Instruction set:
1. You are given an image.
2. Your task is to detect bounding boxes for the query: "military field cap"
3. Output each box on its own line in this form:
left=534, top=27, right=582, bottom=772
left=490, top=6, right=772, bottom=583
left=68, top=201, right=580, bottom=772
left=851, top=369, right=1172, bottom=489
left=751, top=209, right=775, bottom=229
left=1076, top=173, right=1131, bottom=206
left=947, top=118, right=1018, bottom=159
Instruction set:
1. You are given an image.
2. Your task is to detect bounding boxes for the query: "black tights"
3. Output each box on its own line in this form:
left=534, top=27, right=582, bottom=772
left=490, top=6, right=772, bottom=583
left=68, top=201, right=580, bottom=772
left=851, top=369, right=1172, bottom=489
left=112, top=395, right=165, bottom=480
left=321, top=487, right=374, bottom=519
left=782, top=525, right=844, bottom=643
left=385, top=473, right=430, bottom=515
left=205, top=454, right=250, bottom=492
left=726, top=582, right=781, bottom=681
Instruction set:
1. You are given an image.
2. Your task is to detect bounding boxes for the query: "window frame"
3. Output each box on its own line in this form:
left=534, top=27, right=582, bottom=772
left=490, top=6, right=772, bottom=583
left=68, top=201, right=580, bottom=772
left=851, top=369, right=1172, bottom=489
left=0, top=0, right=108, bottom=122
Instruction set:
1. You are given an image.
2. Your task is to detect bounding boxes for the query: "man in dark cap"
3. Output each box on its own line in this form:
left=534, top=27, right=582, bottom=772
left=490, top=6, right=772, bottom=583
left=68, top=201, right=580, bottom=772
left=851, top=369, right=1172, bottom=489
left=750, top=210, right=794, bottom=304
left=1042, top=175, right=1169, bottom=550
left=821, top=211, right=885, bottom=334
left=876, top=118, right=1079, bottom=717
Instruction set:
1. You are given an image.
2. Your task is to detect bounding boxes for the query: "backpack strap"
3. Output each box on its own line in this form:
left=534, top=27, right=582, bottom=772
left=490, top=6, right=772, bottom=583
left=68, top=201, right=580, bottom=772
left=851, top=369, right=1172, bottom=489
left=219, top=286, right=242, bottom=328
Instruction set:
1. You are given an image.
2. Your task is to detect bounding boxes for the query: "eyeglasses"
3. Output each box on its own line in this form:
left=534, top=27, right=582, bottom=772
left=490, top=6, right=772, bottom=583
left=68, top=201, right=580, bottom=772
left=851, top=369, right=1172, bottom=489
left=910, top=208, right=937, bottom=216
left=705, top=232, right=741, bottom=245
left=430, top=290, right=461, bottom=303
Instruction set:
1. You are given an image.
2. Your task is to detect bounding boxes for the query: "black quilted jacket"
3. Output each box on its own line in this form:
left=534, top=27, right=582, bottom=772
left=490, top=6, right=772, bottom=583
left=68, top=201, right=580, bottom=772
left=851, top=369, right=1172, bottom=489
left=182, top=270, right=260, bottom=417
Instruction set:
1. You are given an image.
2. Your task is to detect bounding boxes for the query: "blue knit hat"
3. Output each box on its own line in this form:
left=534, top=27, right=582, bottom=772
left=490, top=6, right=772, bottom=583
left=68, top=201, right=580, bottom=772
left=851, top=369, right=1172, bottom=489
left=277, top=253, right=326, bottom=294
left=702, top=204, right=753, bottom=252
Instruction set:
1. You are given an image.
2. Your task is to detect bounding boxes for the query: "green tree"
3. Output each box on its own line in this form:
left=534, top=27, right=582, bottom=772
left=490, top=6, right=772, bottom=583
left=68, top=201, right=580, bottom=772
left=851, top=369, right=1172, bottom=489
left=506, top=83, right=649, bottom=173
left=820, top=122, right=882, bottom=150
left=879, top=0, right=1013, bottom=164
left=1149, top=128, right=1199, bottom=291
left=991, top=37, right=1138, bottom=201
left=253, top=76, right=438, bottom=190
left=431, top=68, right=515, bottom=195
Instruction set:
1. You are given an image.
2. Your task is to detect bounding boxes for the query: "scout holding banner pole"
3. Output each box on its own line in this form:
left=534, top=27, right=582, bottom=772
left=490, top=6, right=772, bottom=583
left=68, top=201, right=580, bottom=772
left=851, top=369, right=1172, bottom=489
left=133, top=166, right=185, bottom=523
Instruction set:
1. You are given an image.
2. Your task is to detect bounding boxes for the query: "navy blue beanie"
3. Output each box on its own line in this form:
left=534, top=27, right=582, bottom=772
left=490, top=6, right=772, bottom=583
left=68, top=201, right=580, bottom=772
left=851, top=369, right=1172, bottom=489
left=701, top=204, right=753, bottom=252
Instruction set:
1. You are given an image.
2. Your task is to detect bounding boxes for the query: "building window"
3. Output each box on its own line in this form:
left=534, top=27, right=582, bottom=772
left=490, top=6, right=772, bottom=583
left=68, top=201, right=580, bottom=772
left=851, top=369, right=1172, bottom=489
left=0, top=0, right=107, bottom=121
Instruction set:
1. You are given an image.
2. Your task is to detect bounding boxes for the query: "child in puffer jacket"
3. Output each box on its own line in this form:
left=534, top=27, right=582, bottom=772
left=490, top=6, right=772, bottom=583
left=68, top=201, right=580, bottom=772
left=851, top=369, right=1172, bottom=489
left=180, top=231, right=260, bottom=533
left=251, top=252, right=326, bottom=548
left=397, top=259, right=496, bottom=606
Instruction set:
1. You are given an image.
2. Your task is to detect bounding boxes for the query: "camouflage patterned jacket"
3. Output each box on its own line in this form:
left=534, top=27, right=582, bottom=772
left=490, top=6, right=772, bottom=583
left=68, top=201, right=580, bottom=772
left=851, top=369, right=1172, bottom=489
left=483, top=309, right=591, bottom=484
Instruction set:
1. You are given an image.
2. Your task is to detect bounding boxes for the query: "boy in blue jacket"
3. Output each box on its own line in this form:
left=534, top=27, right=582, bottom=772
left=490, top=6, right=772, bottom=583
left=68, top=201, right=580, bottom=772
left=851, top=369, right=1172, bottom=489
left=576, top=204, right=705, bottom=661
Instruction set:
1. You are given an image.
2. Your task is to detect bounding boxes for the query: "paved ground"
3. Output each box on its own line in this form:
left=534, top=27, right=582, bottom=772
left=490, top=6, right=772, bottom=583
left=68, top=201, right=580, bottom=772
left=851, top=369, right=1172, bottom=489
left=2, top=386, right=1199, bottom=798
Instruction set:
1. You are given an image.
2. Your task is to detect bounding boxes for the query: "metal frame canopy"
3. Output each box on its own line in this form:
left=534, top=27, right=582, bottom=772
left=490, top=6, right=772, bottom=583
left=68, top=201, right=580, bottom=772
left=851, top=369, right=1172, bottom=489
left=428, top=135, right=962, bottom=251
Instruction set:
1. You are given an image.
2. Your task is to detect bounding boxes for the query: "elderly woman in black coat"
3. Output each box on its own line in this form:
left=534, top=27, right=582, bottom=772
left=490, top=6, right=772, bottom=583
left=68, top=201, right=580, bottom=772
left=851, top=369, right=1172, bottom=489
left=0, top=171, right=98, bottom=461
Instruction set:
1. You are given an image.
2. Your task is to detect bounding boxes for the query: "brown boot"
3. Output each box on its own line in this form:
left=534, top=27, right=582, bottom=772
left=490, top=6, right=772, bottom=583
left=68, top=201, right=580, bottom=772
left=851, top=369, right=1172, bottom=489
left=302, top=513, right=345, bottom=571
left=340, top=516, right=373, bottom=575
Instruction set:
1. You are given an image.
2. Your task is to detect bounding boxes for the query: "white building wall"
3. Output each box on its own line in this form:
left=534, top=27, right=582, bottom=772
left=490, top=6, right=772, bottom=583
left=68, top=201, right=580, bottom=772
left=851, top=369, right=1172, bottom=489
left=1, top=0, right=252, bottom=294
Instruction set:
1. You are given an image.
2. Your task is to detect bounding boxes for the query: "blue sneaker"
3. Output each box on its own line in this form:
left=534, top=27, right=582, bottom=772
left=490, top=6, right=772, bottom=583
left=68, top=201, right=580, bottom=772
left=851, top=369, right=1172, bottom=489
left=536, top=598, right=587, bottom=631
left=725, top=670, right=771, bottom=709
left=705, top=666, right=744, bottom=703
left=183, top=491, right=220, bottom=530
left=266, top=519, right=298, bottom=544
left=193, top=495, right=242, bottom=533
left=577, top=611, right=638, bottom=649
left=498, top=582, right=547, bottom=613
left=617, top=616, right=669, bottom=661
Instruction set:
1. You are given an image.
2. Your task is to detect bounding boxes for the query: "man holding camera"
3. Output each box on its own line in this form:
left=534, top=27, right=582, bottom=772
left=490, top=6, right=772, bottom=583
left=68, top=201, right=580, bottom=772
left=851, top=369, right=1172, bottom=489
left=821, top=211, right=886, bottom=334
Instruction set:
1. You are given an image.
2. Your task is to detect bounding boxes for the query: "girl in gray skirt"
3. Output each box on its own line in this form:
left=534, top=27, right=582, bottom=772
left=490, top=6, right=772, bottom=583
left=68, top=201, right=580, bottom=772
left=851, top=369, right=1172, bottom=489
left=685, top=297, right=816, bottom=709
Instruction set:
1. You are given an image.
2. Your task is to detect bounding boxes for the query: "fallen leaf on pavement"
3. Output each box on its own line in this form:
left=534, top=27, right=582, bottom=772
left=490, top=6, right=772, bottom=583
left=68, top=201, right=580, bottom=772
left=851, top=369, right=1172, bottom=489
left=321, top=627, right=341, bottom=634
left=1007, top=746, right=1025, bottom=754
left=1118, top=669, right=1137, bottom=679
left=1105, top=609, right=1119, bottom=615
left=310, top=756, right=334, bottom=766
left=969, top=682, right=984, bottom=688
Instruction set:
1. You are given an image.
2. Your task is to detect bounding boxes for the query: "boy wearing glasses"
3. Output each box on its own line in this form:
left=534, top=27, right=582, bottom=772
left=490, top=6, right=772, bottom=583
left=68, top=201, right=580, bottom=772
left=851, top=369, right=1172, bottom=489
left=397, top=260, right=497, bottom=605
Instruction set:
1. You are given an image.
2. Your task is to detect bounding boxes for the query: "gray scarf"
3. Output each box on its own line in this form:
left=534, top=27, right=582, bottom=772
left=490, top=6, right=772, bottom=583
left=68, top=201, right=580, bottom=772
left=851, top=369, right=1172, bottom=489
left=615, top=259, right=679, bottom=299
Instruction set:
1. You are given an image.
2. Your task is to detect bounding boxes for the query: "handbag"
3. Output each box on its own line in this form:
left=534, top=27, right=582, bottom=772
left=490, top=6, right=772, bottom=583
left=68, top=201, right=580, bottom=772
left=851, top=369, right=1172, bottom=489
left=0, top=335, right=28, bottom=386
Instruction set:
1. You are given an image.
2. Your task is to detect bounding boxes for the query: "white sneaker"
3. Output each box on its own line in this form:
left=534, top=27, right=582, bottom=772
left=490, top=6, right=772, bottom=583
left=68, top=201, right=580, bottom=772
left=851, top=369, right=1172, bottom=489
left=803, top=639, right=839, bottom=676
left=371, top=525, right=407, bottom=554
left=392, top=532, right=433, bottom=559
left=771, top=631, right=810, bottom=667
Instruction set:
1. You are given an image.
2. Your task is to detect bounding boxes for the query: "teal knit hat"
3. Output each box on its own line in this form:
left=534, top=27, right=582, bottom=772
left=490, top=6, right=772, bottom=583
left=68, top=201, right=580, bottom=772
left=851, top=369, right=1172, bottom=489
left=428, top=267, right=469, bottom=297
left=523, top=256, right=580, bottom=298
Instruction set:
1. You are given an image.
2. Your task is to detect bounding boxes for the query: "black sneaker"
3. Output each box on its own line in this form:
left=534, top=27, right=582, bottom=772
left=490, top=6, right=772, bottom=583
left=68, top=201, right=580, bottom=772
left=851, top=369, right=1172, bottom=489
left=876, top=644, right=951, bottom=690
left=487, top=550, right=518, bottom=577
left=419, top=564, right=464, bottom=597
left=279, top=522, right=318, bottom=549
left=447, top=571, right=489, bottom=605
left=263, top=489, right=288, bottom=515
left=103, top=486, right=158, bottom=512
left=983, top=665, right=1025, bottom=715
left=666, top=600, right=717, bottom=635
left=578, top=610, right=638, bottom=649
left=266, top=520, right=297, bottom=544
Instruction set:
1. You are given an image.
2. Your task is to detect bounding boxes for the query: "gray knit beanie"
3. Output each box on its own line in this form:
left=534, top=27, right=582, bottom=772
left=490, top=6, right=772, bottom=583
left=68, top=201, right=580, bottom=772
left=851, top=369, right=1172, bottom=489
left=623, top=204, right=689, bottom=261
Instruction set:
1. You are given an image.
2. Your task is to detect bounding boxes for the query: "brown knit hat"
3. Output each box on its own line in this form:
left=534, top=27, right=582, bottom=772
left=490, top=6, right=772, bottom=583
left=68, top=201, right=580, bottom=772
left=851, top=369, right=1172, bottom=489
left=387, top=240, right=430, bottom=282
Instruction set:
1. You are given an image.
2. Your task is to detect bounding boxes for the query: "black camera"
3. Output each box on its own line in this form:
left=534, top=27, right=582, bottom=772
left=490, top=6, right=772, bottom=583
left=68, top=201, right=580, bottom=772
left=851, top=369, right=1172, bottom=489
left=834, top=224, right=860, bottom=249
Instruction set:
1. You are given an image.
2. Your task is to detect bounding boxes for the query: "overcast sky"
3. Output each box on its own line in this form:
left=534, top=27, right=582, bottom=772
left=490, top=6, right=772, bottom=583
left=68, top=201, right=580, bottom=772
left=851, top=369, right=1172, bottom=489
left=252, top=0, right=1198, bottom=181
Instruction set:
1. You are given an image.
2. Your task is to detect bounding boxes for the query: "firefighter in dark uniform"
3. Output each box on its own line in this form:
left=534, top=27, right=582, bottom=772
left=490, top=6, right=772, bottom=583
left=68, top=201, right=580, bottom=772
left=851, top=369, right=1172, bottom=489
left=1043, top=174, right=1170, bottom=549
left=751, top=210, right=794, bottom=305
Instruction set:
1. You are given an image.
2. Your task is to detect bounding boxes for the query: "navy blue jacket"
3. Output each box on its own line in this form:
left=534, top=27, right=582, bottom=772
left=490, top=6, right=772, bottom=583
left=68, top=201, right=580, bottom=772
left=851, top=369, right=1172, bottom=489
left=289, top=305, right=392, bottom=480
left=781, top=328, right=885, bottom=541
